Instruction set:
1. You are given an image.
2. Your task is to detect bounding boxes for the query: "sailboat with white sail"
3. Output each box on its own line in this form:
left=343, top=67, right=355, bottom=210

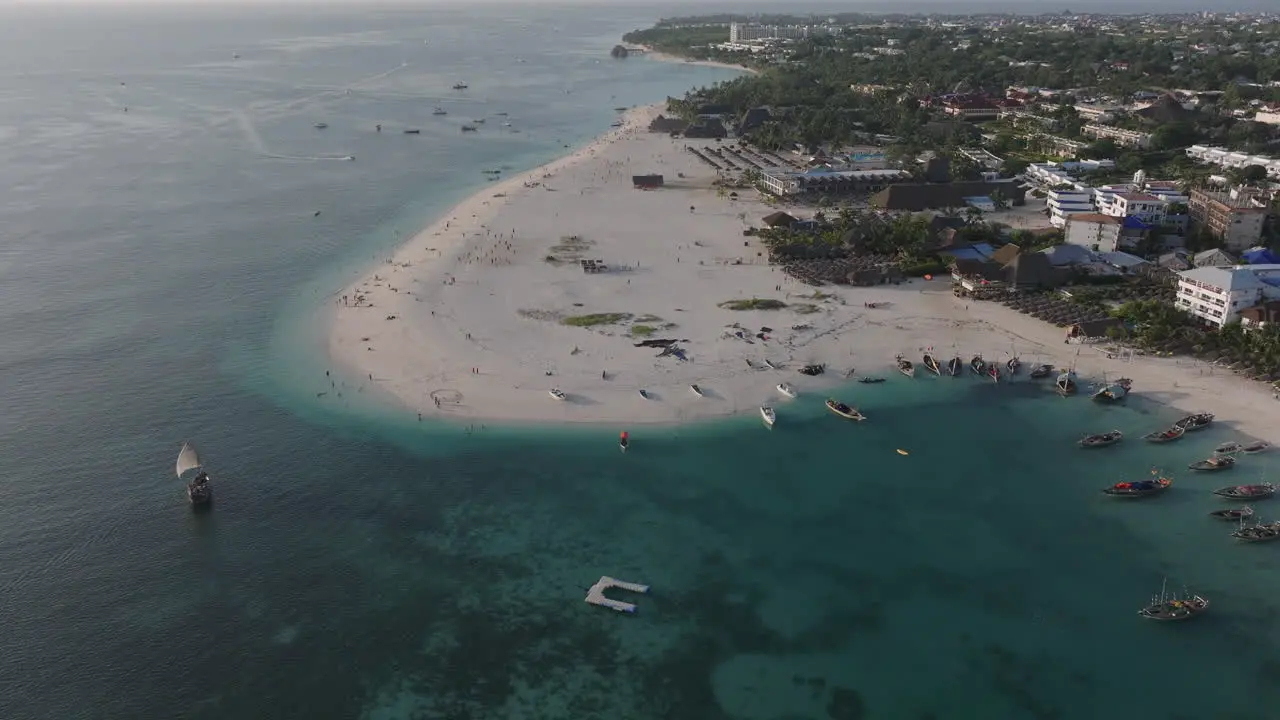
left=176, top=441, right=213, bottom=507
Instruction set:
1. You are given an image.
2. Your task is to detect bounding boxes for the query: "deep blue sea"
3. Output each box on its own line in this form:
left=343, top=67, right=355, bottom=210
left=3, top=4, right=1280, bottom=720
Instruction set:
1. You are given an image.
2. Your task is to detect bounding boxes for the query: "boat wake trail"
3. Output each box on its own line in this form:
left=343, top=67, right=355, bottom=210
left=235, top=110, right=353, bottom=162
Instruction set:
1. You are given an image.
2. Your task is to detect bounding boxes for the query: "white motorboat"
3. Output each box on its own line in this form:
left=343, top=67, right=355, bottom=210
left=690, top=384, right=704, bottom=397
left=549, top=388, right=567, bottom=401
left=777, top=383, right=798, bottom=399
left=760, top=406, right=776, bottom=427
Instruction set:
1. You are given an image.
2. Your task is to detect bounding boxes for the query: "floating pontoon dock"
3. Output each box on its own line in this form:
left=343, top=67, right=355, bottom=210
left=585, top=576, right=650, bottom=613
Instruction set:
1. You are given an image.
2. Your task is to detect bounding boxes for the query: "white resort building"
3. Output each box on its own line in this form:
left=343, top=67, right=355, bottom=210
left=1175, top=264, right=1280, bottom=328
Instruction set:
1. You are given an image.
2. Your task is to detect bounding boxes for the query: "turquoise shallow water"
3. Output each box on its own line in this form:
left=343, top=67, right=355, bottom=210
left=3, top=4, right=1280, bottom=720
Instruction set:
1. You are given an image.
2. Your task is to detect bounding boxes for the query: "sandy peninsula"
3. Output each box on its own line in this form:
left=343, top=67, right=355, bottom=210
left=328, top=104, right=1280, bottom=441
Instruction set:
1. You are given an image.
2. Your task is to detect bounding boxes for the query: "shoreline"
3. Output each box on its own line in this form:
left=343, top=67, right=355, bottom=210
left=641, top=48, right=759, bottom=75
left=324, top=100, right=1280, bottom=443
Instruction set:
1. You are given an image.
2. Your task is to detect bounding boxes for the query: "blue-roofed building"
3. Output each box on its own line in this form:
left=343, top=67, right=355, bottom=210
left=1244, top=247, right=1280, bottom=265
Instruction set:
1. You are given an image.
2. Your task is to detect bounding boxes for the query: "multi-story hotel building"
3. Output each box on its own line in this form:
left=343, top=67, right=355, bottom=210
left=1187, top=188, right=1268, bottom=252
left=1176, top=265, right=1280, bottom=328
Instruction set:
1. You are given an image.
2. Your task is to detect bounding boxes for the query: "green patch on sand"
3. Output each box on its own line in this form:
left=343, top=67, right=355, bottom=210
left=719, top=298, right=788, bottom=311
left=561, top=313, right=633, bottom=327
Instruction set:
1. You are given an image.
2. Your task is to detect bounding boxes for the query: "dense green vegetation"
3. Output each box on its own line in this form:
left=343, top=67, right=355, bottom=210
left=638, top=16, right=1280, bottom=156
left=1110, top=300, right=1280, bottom=380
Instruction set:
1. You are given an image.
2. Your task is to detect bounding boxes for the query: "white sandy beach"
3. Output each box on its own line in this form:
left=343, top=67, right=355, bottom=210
left=328, top=104, right=1280, bottom=442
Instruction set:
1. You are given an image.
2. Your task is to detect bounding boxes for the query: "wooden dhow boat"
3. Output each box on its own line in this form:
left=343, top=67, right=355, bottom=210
left=988, top=363, right=1001, bottom=383
left=1092, top=378, right=1133, bottom=403
left=1144, top=426, right=1186, bottom=443
left=895, top=355, right=914, bottom=378
left=1173, top=412, right=1214, bottom=432
left=922, top=352, right=941, bottom=376
left=1102, top=475, right=1172, bottom=498
left=1213, top=482, right=1277, bottom=500
left=826, top=399, right=866, bottom=421
left=1028, top=363, right=1054, bottom=379
left=1209, top=505, right=1255, bottom=521
left=1189, top=455, right=1236, bottom=472
left=857, top=377, right=886, bottom=384
left=969, top=355, right=986, bottom=377
left=1243, top=441, right=1271, bottom=454
left=1079, top=430, right=1123, bottom=448
left=799, top=363, right=825, bottom=376
left=1232, top=519, right=1280, bottom=543
left=1006, top=356, right=1021, bottom=375
left=1215, top=441, right=1244, bottom=455
left=1138, top=580, right=1209, bottom=621
left=549, top=388, right=568, bottom=401
left=1055, top=369, right=1078, bottom=396
left=176, top=442, right=212, bottom=508
left=947, top=356, right=963, bottom=377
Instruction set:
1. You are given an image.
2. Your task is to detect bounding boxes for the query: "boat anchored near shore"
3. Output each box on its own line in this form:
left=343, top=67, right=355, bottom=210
left=760, top=406, right=776, bottom=428
left=1138, top=579, right=1209, bottom=621
left=826, top=398, right=866, bottom=421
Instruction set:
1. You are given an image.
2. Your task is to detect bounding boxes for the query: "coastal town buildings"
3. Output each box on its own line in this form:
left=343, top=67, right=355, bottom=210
left=1187, top=188, right=1268, bottom=251
left=756, top=167, right=908, bottom=197
left=1082, top=123, right=1153, bottom=149
left=1176, top=265, right=1280, bottom=328
left=729, top=22, right=812, bottom=42
left=1064, top=213, right=1122, bottom=252
left=1185, top=145, right=1280, bottom=179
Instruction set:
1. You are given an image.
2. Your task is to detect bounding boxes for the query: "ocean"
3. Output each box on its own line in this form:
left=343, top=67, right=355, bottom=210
left=2, top=4, right=1280, bottom=720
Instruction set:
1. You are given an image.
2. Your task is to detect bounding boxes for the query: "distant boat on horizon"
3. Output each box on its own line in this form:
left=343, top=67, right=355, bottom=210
left=452, top=82, right=469, bottom=90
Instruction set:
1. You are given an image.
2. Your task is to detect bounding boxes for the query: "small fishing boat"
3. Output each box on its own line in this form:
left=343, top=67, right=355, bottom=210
left=969, top=355, right=986, bottom=377
left=760, top=406, right=776, bottom=427
left=1144, top=426, right=1186, bottom=443
left=1055, top=369, right=1078, bottom=396
left=689, top=384, right=704, bottom=397
left=988, top=363, right=1001, bottom=383
left=1243, top=441, right=1271, bottom=454
left=1079, top=430, right=1123, bottom=448
left=403, top=129, right=421, bottom=134
left=1215, top=441, right=1244, bottom=455
left=799, top=363, right=825, bottom=376
left=763, top=359, right=780, bottom=370
left=922, top=353, right=941, bottom=376
left=638, top=389, right=650, bottom=399
left=777, top=383, right=797, bottom=399
left=895, top=355, right=915, bottom=378
left=461, top=125, right=478, bottom=132
left=1092, top=378, right=1133, bottom=403
left=1189, top=455, right=1236, bottom=472
left=857, top=377, right=886, bottom=384
left=1232, top=519, right=1280, bottom=542
left=1006, top=357, right=1021, bottom=375
left=1209, top=505, right=1255, bottom=521
left=549, top=388, right=567, bottom=401
left=1138, top=580, right=1209, bottom=621
left=947, top=356, right=962, bottom=376
left=619, top=431, right=629, bottom=453
left=1173, top=412, right=1214, bottom=432
left=472, top=118, right=486, bottom=124
left=452, top=82, right=468, bottom=90
left=1213, top=483, right=1277, bottom=500
left=176, top=442, right=212, bottom=508
left=432, top=107, right=447, bottom=115
left=826, top=399, right=866, bottom=421
left=1029, top=363, right=1054, bottom=379
left=1102, top=476, right=1172, bottom=498
left=314, top=122, right=328, bottom=129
